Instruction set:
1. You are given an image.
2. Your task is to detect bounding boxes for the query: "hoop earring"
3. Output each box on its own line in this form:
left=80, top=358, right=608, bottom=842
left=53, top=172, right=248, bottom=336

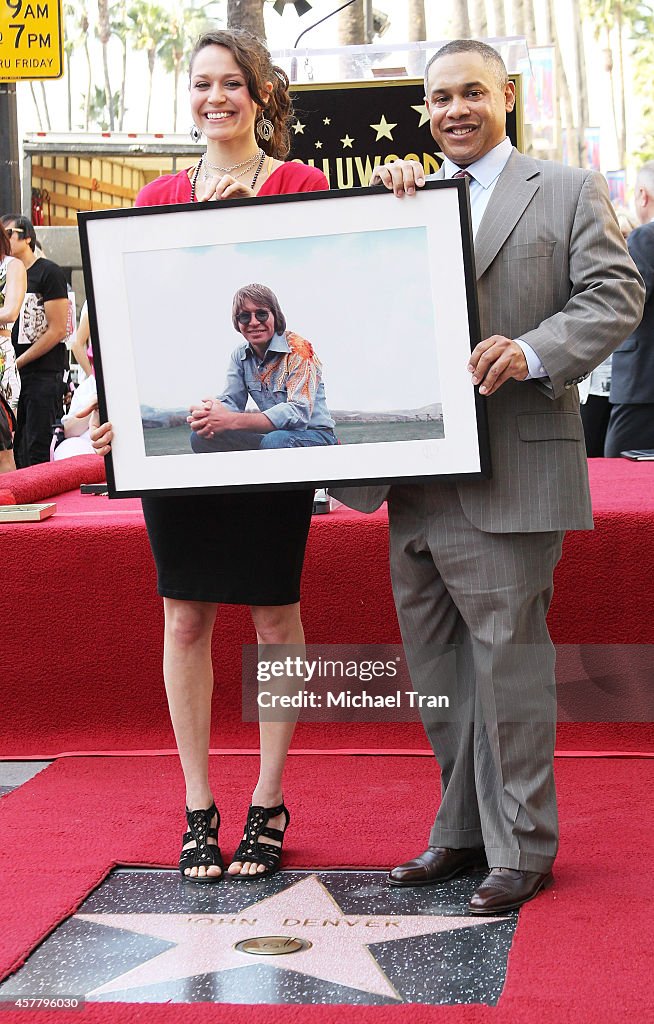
left=190, top=123, right=202, bottom=143
left=256, top=112, right=274, bottom=143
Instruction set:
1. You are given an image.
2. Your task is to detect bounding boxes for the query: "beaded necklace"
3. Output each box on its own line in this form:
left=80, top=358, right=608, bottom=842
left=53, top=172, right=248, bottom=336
left=190, top=151, right=266, bottom=203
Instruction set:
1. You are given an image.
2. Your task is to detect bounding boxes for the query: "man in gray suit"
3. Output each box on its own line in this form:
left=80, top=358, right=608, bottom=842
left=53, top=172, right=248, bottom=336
left=334, top=40, right=644, bottom=914
left=605, top=160, right=654, bottom=456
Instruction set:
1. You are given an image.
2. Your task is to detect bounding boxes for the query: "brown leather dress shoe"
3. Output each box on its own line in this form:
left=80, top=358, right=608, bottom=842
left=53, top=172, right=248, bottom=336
left=468, top=868, right=554, bottom=914
left=388, top=846, right=487, bottom=887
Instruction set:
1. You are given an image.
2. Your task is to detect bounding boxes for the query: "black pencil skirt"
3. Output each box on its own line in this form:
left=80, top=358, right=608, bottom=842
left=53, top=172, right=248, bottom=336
left=141, top=488, right=315, bottom=606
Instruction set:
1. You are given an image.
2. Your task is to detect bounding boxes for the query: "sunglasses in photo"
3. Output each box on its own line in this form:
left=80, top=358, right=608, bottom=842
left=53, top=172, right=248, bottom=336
left=236, top=309, right=271, bottom=325
left=5, top=228, right=25, bottom=238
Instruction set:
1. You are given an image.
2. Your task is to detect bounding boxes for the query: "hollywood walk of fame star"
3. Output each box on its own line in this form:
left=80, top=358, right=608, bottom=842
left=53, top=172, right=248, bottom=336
left=340, top=134, right=354, bottom=149
left=292, top=120, right=306, bottom=135
left=78, top=875, right=503, bottom=1002
left=315, top=141, right=323, bottom=149
left=411, top=103, right=430, bottom=128
left=370, top=114, right=398, bottom=142
left=323, top=117, right=331, bottom=125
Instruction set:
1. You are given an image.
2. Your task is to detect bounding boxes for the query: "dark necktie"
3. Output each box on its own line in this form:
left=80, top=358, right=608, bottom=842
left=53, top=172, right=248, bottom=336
left=452, top=169, right=474, bottom=181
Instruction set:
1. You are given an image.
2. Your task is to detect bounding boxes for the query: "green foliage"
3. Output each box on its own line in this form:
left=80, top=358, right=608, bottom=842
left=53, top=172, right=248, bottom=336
left=64, top=2, right=90, bottom=55
left=583, top=0, right=654, bottom=163
left=159, top=10, right=207, bottom=76
left=85, top=86, right=122, bottom=131
left=45, top=1, right=225, bottom=132
left=629, top=3, right=654, bottom=161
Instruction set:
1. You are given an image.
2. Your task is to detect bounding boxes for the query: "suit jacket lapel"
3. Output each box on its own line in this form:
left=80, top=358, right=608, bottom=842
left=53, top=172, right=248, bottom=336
left=474, top=150, right=541, bottom=279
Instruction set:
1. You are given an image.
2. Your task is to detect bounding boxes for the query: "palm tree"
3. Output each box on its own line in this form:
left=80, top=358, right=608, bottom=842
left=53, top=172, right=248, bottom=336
left=28, top=83, right=43, bottom=131
left=160, top=11, right=204, bottom=131
left=510, top=0, right=537, bottom=43
left=583, top=0, right=630, bottom=168
left=491, top=0, right=507, bottom=35
left=111, top=0, right=130, bottom=131
left=128, top=1, right=169, bottom=131
left=469, top=0, right=488, bottom=37
left=87, top=85, right=121, bottom=132
left=338, top=0, right=365, bottom=44
left=570, top=0, right=590, bottom=166
left=38, top=83, right=52, bottom=131
left=78, top=6, right=93, bottom=130
left=64, top=3, right=76, bottom=130
left=408, top=0, right=427, bottom=41
left=63, top=1, right=94, bottom=130
left=97, top=0, right=115, bottom=130
left=450, top=0, right=471, bottom=38
left=628, top=2, right=654, bottom=160
left=227, top=0, right=265, bottom=38
left=544, top=0, right=577, bottom=164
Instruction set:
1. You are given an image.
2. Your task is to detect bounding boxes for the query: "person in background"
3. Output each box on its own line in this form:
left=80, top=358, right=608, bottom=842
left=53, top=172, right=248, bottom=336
left=71, top=300, right=93, bottom=379
left=580, top=206, right=638, bottom=456
left=0, top=222, right=27, bottom=473
left=1, top=215, right=69, bottom=468
left=604, top=162, right=654, bottom=456
left=615, top=208, right=638, bottom=240
left=84, top=29, right=329, bottom=885
left=53, top=302, right=96, bottom=461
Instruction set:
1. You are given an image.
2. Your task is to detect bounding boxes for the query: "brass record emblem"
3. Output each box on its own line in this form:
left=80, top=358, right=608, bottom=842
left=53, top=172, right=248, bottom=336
left=235, top=935, right=312, bottom=956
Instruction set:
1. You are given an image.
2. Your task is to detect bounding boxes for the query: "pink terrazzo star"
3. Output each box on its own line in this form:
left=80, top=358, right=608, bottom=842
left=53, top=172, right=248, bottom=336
left=79, top=875, right=502, bottom=1001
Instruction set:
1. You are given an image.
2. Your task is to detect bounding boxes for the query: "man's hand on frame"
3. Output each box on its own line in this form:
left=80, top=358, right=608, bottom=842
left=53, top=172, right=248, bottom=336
left=370, top=160, right=425, bottom=197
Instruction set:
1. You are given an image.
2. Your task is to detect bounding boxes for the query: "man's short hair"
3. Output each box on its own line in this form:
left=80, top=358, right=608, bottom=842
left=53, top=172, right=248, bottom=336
left=637, top=160, right=654, bottom=197
left=424, top=39, right=509, bottom=93
left=0, top=213, right=36, bottom=251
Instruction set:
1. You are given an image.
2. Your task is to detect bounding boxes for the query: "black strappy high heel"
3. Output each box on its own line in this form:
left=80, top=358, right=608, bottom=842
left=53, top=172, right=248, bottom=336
left=179, top=802, right=224, bottom=883
left=230, top=802, right=290, bottom=879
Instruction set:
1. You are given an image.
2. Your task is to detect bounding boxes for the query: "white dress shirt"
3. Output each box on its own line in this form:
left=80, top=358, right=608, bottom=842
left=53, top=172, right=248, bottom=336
left=440, top=137, right=548, bottom=380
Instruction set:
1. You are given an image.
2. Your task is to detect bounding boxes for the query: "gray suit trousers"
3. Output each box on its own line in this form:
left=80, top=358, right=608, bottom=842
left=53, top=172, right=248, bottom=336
left=388, top=482, right=564, bottom=873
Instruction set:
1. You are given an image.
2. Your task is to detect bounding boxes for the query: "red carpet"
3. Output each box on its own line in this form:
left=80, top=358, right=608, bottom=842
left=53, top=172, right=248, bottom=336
left=4, top=457, right=654, bottom=758
left=0, top=454, right=105, bottom=505
left=0, top=754, right=652, bottom=1023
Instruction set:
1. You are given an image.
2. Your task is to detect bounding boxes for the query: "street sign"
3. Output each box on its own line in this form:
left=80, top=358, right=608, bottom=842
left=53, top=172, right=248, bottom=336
left=0, top=0, right=63, bottom=80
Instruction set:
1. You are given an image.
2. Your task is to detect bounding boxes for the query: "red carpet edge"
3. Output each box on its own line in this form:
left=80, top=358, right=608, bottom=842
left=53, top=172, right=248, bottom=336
left=2, top=747, right=654, bottom=760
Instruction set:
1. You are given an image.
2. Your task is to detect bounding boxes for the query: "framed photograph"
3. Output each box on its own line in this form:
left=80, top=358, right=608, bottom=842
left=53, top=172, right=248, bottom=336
left=78, top=181, right=489, bottom=497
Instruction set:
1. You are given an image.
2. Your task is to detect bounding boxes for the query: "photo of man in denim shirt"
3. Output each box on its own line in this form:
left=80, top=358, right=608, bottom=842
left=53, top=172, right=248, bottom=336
left=188, top=283, right=336, bottom=453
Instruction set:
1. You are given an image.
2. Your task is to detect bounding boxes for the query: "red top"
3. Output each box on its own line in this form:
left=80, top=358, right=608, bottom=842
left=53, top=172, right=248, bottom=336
left=135, top=161, right=328, bottom=207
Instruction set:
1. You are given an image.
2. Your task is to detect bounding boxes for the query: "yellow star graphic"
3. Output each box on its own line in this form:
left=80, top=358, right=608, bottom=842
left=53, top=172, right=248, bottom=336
left=78, top=875, right=502, bottom=1001
left=341, top=134, right=354, bottom=149
left=292, top=120, right=306, bottom=135
left=411, top=103, right=430, bottom=128
left=370, top=114, right=398, bottom=142
left=315, top=140, right=323, bottom=149
left=323, top=117, right=331, bottom=125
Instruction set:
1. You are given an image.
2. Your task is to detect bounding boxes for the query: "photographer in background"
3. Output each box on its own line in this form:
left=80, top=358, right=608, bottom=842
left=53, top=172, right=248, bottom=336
left=1, top=214, right=69, bottom=468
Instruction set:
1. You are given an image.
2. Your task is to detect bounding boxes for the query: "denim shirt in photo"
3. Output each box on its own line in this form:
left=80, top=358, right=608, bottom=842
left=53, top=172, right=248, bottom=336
left=219, top=330, right=335, bottom=431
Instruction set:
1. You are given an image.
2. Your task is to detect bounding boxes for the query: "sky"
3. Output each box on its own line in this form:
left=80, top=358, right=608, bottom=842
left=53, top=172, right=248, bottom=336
left=123, top=223, right=442, bottom=412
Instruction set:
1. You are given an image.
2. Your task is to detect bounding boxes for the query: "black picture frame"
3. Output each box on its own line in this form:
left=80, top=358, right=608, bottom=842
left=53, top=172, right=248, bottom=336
left=78, top=180, right=489, bottom=498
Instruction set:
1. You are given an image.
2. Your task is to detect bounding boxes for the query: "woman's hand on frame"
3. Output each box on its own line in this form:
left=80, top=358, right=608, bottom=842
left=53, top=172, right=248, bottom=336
left=77, top=402, right=113, bottom=456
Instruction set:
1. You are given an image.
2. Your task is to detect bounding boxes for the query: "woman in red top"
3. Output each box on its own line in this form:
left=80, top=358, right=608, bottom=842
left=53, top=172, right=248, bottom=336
left=91, top=29, right=328, bottom=884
